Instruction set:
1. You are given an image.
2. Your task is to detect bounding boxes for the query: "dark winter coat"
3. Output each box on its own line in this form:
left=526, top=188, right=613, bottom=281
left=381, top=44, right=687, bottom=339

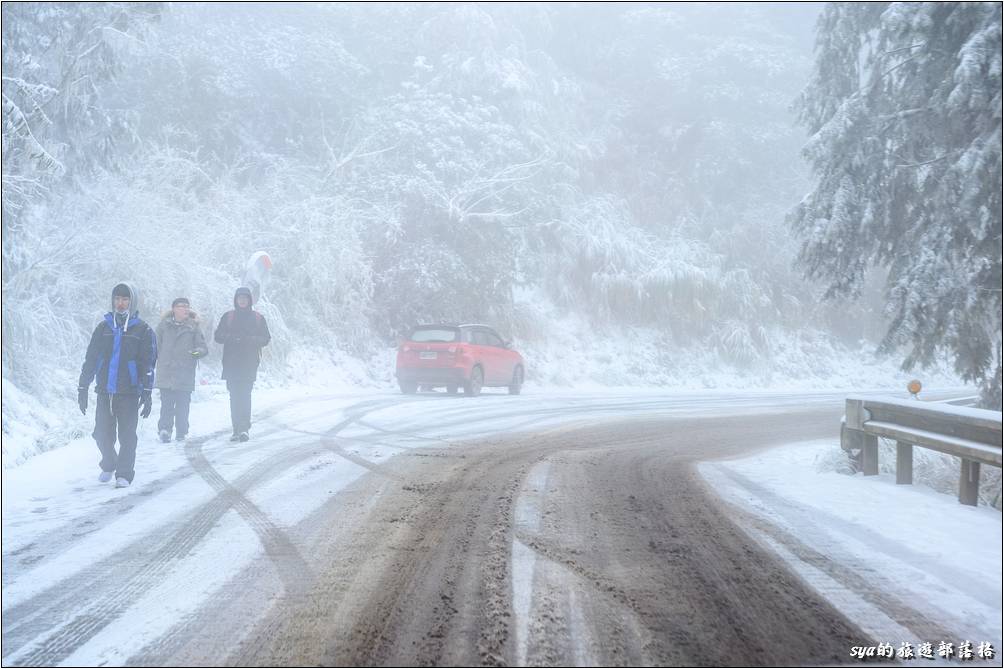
left=214, top=288, right=271, bottom=383
left=155, top=311, right=209, bottom=392
left=79, top=283, right=157, bottom=396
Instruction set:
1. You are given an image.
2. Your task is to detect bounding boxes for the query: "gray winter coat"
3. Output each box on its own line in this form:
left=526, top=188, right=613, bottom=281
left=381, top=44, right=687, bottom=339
left=155, top=311, right=209, bottom=391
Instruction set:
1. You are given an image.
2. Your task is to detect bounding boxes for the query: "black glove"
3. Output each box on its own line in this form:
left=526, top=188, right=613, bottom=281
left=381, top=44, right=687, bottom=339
left=78, top=387, right=88, bottom=415
left=140, top=390, right=152, bottom=419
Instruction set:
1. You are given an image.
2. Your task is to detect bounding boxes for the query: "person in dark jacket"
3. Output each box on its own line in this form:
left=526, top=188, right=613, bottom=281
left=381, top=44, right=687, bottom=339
left=214, top=286, right=270, bottom=442
left=155, top=297, right=209, bottom=443
left=78, top=282, right=157, bottom=488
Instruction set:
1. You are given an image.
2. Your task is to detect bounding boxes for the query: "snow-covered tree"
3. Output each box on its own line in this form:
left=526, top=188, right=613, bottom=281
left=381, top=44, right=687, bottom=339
left=6, top=2, right=947, bottom=438
left=791, top=2, right=1003, bottom=406
left=2, top=3, right=158, bottom=220
left=2, top=3, right=160, bottom=395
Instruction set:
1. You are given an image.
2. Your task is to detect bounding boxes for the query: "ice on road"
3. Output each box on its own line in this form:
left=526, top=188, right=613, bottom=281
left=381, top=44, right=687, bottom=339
left=2, top=386, right=997, bottom=666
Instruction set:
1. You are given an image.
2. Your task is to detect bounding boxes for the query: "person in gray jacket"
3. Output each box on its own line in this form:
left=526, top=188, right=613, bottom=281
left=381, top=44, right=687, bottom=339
left=155, top=297, right=209, bottom=442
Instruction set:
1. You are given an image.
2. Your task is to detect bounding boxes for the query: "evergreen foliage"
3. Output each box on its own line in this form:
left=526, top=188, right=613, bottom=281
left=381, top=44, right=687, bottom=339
left=2, top=3, right=986, bottom=420
left=792, top=2, right=1002, bottom=407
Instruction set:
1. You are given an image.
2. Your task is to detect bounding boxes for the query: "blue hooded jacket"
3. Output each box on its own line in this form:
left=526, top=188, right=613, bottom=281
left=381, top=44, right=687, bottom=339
left=78, top=282, right=157, bottom=395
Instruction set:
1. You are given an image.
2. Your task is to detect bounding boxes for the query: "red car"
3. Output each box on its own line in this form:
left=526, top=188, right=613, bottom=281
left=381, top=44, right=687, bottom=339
left=396, top=324, right=525, bottom=396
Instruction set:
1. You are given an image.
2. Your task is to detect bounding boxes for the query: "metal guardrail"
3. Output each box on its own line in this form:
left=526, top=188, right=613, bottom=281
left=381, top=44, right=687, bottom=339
left=841, top=395, right=1003, bottom=506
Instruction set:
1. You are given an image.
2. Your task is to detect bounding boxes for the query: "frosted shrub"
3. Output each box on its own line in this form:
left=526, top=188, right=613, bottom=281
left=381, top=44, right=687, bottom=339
left=824, top=440, right=1003, bottom=511
left=542, top=195, right=728, bottom=337
left=262, top=195, right=375, bottom=356
left=815, top=445, right=858, bottom=476
left=877, top=440, right=1004, bottom=511
left=3, top=3, right=993, bottom=466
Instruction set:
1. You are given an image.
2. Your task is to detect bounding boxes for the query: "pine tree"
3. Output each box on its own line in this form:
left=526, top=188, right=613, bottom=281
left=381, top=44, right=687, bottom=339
left=791, top=2, right=1002, bottom=406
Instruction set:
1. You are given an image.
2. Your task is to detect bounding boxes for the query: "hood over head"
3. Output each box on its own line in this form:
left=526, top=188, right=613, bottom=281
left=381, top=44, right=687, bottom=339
left=110, top=282, right=141, bottom=317
left=233, top=286, right=254, bottom=310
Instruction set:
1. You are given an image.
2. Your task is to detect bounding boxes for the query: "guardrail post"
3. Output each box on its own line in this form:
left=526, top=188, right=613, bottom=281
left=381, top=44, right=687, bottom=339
left=840, top=424, right=864, bottom=471
left=862, top=434, right=879, bottom=476
left=896, top=441, right=913, bottom=484
left=959, top=459, right=980, bottom=506
left=845, top=398, right=869, bottom=430
left=843, top=394, right=1001, bottom=505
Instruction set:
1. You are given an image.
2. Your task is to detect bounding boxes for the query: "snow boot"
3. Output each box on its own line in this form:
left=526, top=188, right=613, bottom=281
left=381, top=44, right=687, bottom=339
left=98, top=471, right=113, bottom=483
left=159, top=430, right=171, bottom=443
left=238, top=432, right=249, bottom=442
left=115, top=477, right=130, bottom=488
left=229, top=433, right=241, bottom=442
left=175, top=433, right=187, bottom=442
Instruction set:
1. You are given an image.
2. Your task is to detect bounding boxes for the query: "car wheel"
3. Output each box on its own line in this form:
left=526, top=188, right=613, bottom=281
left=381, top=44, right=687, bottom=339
left=399, top=380, right=418, bottom=394
left=464, top=366, right=483, bottom=397
left=508, top=366, right=524, bottom=395
left=447, top=384, right=459, bottom=395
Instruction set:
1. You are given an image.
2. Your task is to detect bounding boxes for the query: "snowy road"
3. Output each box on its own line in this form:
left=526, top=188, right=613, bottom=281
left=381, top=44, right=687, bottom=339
left=2, top=388, right=998, bottom=666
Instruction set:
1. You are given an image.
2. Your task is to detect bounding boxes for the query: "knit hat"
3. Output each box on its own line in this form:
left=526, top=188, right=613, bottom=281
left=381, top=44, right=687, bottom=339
left=112, top=283, right=131, bottom=298
left=172, top=297, right=190, bottom=308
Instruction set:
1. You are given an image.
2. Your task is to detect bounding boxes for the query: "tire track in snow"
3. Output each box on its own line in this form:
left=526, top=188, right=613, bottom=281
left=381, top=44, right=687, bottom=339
left=1, top=398, right=335, bottom=620
left=270, top=422, right=408, bottom=482
left=224, top=435, right=551, bottom=667
left=1, top=397, right=410, bottom=666
left=122, top=404, right=875, bottom=666
left=708, top=466, right=971, bottom=644
left=352, top=393, right=831, bottom=444
left=0, top=396, right=334, bottom=582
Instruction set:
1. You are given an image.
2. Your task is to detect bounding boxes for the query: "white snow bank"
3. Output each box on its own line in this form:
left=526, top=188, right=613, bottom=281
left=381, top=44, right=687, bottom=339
left=1, top=381, right=73, bottom=469
left=700, top=440, right=1002, bottom=657
left=0, top=387, right=367, bottom=558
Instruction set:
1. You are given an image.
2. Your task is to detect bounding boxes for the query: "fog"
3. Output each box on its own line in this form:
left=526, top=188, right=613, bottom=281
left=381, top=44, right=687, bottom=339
left=3, top=2, right=984, bottom=459
left=3, top=7, right=1001, bottom=663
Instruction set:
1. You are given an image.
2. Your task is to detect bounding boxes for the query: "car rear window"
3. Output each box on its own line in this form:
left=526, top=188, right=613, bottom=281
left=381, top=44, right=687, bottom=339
left=409, top=327, right=459, bottom=343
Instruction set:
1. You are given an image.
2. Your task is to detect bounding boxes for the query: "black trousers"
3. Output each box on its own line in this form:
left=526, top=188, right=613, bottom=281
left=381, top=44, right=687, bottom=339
left=158, top=388, right=192, bottom=437
left=93, top=393, right=140, bottom=482
left=226, top=379, right=254, bottom=434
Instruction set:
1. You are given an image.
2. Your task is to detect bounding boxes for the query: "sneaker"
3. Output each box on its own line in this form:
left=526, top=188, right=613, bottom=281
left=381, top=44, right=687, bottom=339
left=159, top=430, right=171, bottom=443
left=238, top=432, right=249, bottom=442
left=229, top=433, right=241, bottom=442
left=115, top=477, right=130, bottom=488
left=98, top=471, right=113, bottom=483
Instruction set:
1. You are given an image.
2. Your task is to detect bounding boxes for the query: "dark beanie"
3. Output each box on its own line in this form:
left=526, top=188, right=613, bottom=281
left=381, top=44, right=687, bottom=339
left=172, top=297, right=190, bottom=308
left=112, top=283, right=130, bottom=298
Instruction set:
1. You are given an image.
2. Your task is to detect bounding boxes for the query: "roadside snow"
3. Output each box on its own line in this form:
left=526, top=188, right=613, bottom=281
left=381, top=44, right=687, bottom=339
left=4, top=384, right=993, bottom=667
left=0, top=388, right=366, bottom=594
left=700, top=440, right=1003, bottom=657
left=39, top=510, right=262, bottom=668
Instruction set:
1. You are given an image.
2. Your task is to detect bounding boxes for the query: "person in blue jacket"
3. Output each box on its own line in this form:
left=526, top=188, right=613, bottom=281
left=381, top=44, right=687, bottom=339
left=77, top=282, right=157, bottom=488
